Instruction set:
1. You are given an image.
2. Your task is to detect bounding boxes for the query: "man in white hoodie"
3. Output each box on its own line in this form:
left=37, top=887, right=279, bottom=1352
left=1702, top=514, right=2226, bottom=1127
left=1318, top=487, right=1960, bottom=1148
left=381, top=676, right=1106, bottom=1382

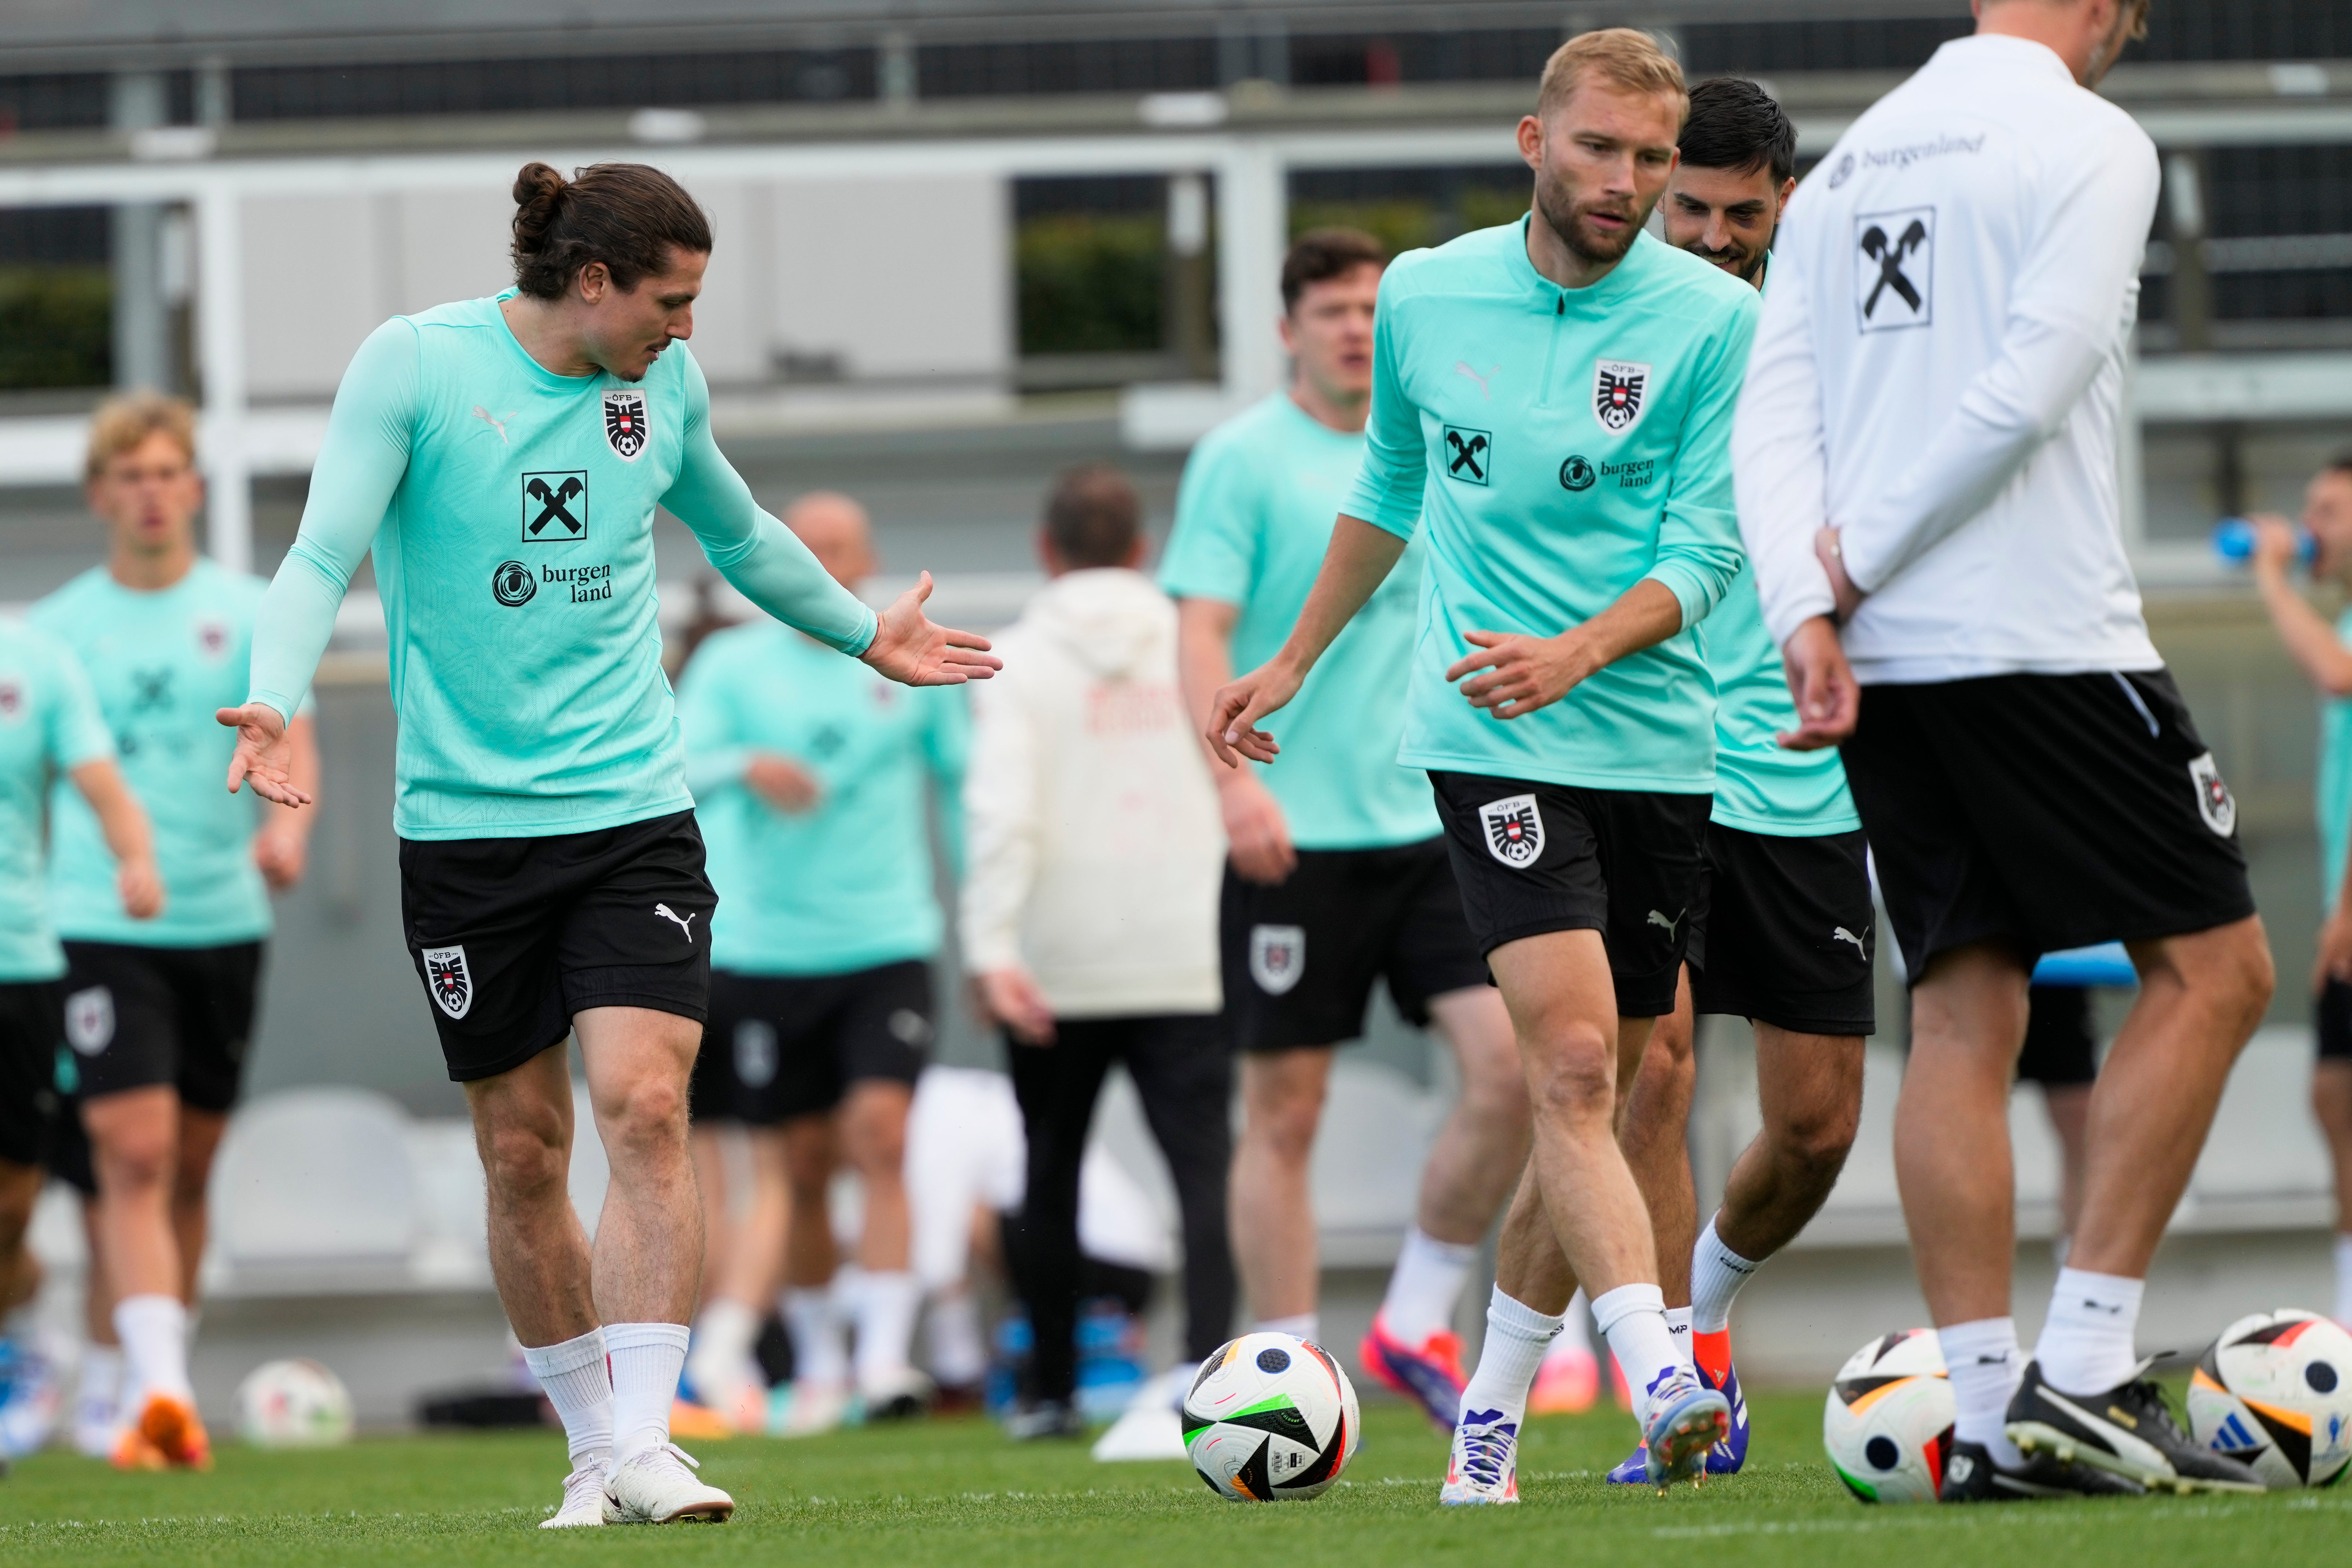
left=963, top=464, right=1234, bottom=1439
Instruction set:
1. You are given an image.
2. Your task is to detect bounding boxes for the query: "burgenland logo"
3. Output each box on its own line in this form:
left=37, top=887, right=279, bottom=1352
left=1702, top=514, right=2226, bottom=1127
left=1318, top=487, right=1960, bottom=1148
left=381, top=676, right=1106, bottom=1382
left=1559, top=455, right=1596, bottom=492
left=492, top=559, right=537, bottom=607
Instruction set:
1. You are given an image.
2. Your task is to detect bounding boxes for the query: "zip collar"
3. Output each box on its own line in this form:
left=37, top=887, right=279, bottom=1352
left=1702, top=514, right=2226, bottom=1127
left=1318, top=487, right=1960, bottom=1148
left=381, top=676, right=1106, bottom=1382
left=1503, top=213, right=1658, bottom=315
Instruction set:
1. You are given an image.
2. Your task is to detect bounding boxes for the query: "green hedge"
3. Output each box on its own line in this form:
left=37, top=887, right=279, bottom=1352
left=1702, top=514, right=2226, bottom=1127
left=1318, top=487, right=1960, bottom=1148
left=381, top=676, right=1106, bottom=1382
left=1017, top=213, right=1166, bottom=356
left=0, top=267, right=110, bottom=389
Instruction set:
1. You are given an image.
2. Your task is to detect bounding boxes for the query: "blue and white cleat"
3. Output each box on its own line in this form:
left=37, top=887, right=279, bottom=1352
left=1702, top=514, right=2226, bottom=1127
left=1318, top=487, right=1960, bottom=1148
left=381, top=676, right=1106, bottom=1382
left=1604, top=1442, right=1651, bottom=1485
left=1640, top=1369, right=1731, bottom=1491
left=1438, top=1406, right=1520, bottom=1504
left=1700, top=1358, right=1749, bottom=1476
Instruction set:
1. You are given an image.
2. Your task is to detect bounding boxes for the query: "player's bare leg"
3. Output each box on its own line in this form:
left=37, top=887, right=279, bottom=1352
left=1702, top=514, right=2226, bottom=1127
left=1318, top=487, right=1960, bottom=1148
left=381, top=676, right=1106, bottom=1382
left=686, top=1126, right=790, bottom=1430
left=171, top=1107, right=227, bottom=1306
left=779, top=1115, right=850, bottom=1434
left=1231, top=1046, right=1333, bottom=1332
left=1619, top=971, right=1698, bottom=1306
left=838, top=1079, right=928, bottom=1414
left=82, top=1085, right=206, bottom=1468
left=2316, top=1060, right=2352, bottom=1325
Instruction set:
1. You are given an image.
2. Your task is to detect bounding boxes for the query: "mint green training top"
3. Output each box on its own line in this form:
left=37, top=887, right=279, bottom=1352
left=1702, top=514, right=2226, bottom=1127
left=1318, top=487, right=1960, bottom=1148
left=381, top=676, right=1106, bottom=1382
left=1159, top=392, right=1440, bottom=849
left=1342, top=221, right=1759, bottom=793
left=679, top=623, right=967, bottom=976
left=0, top=619, right=115, bottom=980
left=34, top=560, right=286, bottom=947
left=245, top=295, right=879, bottom=841
left=2319, top=606, right=2352, bottom=914
left=1701, top=566, right=1861, bottom=836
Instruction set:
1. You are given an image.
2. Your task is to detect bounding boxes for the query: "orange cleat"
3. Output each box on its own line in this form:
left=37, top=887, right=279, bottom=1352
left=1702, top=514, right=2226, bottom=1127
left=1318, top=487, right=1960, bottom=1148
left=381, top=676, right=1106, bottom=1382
left=134, top=1391, right=213, bottom=1470
left=110, top=1427, right=168, bottom=1471
left=669, top=1398, right=736, bottom=1442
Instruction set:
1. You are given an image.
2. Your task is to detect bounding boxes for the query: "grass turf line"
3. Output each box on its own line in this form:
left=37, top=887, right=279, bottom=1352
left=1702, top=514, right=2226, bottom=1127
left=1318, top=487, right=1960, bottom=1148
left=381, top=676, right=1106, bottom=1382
left=0, top=1389, right=2339, bottom=1567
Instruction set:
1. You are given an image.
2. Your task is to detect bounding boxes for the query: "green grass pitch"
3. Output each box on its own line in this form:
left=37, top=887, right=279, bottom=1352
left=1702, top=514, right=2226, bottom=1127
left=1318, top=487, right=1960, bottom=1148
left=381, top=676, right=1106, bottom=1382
left=0, top=1388, right=2340, bottom=1567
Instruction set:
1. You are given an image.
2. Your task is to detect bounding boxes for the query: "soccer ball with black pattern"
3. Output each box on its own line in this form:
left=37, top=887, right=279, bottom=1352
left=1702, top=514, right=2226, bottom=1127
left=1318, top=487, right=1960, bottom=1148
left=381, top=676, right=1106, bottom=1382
left=2187, top=1309, right=2352, bottom=1489
left=1821, top=1329, right=1954, bottom=1503
left=1181, top=1332, right=1360, bottom=1501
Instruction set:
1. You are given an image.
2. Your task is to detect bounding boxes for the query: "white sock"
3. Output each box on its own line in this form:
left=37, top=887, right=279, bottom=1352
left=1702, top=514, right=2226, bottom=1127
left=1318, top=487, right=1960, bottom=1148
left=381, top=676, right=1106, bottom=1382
left=604, top=1322, right=690, bottom=1464
left=2334, top=1232, right=2352, bottom=1328
left=1664, top=1304, right=1694, bottom=1372
left=2033, top=1268, right=2145, bottom=1396
left=114, top=1293, right=191, bottom=1402
left=1378, top=1228, right=1479, bottom=1345
left=686, top=1298, right=761, bottom=1399
left=76, top=1343, right=123, bottom=1436
left=1939, top=1316, right=2024, bottom=1469
left=1456, top=1287, right=1561, bottom=1430
left=522, top=1328, right=614, bottom=1466
left=783, top=1286, right=849, bottom=1386
left=926, top=1289, right=988, bottom=1387
left=1253, top=1312, right=1319, bottom=1342
left=1591, top=1284, right=1680, bottom=1425
left=1688, top=1216, right=1762, bottom=1335
left=852, top=1269, right=924, bottom=1387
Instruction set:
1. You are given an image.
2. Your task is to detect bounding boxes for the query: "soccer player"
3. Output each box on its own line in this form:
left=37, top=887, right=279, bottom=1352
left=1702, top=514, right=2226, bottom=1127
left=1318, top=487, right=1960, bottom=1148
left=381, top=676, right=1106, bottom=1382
left=1736, top=0, right=2272, bottom=1498
left=679, top=491, right=967, bottom=1433
left=1600, top=75, right=1870, bottom=1487
left=0, top=613, right=161, bottom=1460
left=215, top=162, right=996, bottom=1525
left=1162, top=228, right=1526, bottom=1425
left=2246, top=458, right=2352, bottom=1328
left=1211, top=30, right=1754, bottom=1500
left=34, top=394, right=319, bottom=1472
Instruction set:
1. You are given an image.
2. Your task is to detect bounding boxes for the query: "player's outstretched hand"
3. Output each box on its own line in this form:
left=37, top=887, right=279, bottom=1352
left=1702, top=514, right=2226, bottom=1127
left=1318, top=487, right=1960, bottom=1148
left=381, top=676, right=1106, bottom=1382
left=1207, top=660, right=1304, bottom=767
left=216, top=702, right=313, bottom=807
left=1447, top=630, right=1591, bottom=720
left=861, top=572, right=1002, bottom=687
left=1777, top=617, right=1859, bottom=751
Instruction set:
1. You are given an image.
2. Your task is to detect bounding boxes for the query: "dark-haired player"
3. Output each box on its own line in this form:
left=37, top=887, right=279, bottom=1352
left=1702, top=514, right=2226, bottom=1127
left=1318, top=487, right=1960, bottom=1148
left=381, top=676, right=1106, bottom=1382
left=1595, top=74, right=1872, bottom=1488
left=217, top=161, right=997, bottom=1526
left=1163, top=229, right=1524, bottom=1428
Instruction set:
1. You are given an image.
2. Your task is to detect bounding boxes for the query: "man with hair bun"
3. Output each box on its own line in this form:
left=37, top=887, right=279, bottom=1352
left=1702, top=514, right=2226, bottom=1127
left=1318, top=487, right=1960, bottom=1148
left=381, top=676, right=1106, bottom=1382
left=1212, top=27, right=1754, bottom=1501
left=218, top=160, right=998, bottom=1525
left=1162, top=228, right=1525, bottom=1430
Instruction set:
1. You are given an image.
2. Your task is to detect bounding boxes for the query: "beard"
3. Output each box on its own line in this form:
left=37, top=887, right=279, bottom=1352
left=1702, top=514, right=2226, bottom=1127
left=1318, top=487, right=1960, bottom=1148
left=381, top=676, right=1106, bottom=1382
left=1683, top=235, right=1768, bottom=286
left=1534, top=172, right=1643, bottom=268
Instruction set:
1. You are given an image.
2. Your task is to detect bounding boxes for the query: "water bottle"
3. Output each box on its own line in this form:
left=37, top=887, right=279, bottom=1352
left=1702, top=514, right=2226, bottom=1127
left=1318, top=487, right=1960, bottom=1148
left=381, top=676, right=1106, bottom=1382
left=2213, top=516, right=2316, bottom=564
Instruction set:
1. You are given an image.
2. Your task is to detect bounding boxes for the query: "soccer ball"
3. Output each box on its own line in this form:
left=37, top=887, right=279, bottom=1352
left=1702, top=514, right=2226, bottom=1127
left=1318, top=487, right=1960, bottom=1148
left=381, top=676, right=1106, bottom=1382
left=2186, top=1309, right=2352, bottom=1489
left=1181, top=1332, right=1360, bottom=1501
left=235, top=1358, right=356, bottom=1448
left=1822, top=1328, right=1954, bottom=1503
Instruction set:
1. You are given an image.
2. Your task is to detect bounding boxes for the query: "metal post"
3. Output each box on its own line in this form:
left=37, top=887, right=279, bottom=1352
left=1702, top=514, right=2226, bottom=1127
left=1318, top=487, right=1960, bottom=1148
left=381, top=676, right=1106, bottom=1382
left=1214, top=142, right=1287, bottom=406
left=195, top=186, right=253, bottom=574
left=110, top=71, right=170, bottom=392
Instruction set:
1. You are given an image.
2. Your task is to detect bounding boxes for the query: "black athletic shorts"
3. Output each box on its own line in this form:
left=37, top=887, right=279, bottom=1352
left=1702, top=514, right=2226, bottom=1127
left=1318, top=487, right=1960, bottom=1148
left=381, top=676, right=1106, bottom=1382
left=1841, top=669, right=2256, bottom=983
left=1219, top=838, right=1489, bottom=1052
left=58, top=941, right=262, bottom=1110
left=398, top=809, right=716, bottom=1083
left=2017, top=984, right=2098, bottom=1086
left=692, top=961, right=934, bottom=1125
left=2316, top=979, right=2352, bottom=1064
left=0, top=982, right=65, bottom=1169
left=1429, top=772, right=1710, bottom=1017
left=1686, top=824, right=1876, bottom=1036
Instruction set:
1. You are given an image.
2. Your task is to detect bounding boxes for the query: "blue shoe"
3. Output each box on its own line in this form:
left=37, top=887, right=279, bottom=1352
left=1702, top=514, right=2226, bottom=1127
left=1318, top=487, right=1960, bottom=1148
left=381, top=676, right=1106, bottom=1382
left=1640, top=1369, right=1731, bottom=1490
left=1604, top=1443, right=1650, bottom=1485
left=1700, top=1358, right=1748, bottom=1476
left=1360, top=1314, right=1466, bottom=1433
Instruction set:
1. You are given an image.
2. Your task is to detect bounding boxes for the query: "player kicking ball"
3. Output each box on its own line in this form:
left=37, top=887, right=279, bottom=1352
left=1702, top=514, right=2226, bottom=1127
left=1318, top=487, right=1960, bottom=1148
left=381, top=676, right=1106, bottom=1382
left=1164, top=229, right=1526, bottom=1426
left=1212, top=30, right=1756, bottom=1501
left=217, top=162, right=996, bottom=1526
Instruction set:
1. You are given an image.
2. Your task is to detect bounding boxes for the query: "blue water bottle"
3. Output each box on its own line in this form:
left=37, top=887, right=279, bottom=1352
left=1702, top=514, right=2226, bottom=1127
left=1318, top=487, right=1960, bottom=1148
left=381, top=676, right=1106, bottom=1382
left=2213, top=517, right=2316, bottom=564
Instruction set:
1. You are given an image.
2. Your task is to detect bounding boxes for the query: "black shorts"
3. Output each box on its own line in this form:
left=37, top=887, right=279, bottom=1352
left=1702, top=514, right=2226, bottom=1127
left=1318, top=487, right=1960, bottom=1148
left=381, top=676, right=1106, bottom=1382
left=692, top=961, right=933, bottom=1125
left=0, top=982, right=64, bottom=1169
left=1219, top=839, right=1489, bottom=1053
left=2017, top=984, right=2098, bottom=1086
left=1429, top=772, right=1710, bottom=1017
left=398, top=809, right=716, bottom=1083
left=1686, top=824, right=1876, bottom=1036
left=1841, top=669, right=2256, bottom=983
left=58, top=941, right=262, bottom=1110
left=2316, top=979, right=2352, bottom=1064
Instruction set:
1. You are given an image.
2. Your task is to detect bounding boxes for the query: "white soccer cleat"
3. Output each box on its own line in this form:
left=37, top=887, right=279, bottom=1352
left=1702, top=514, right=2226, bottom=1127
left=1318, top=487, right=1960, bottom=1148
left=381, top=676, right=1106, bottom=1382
left=1438, top=1407, right=1521, bottom=1505
left=540, top=1460, right=619, bottom=1527
left=606, top=1443, right=735, bottom=1524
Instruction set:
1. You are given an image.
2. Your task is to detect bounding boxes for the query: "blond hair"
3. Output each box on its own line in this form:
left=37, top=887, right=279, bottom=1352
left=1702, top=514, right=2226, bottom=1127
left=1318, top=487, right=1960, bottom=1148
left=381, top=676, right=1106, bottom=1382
left=85, top=391, right=197, bottom=482
left=1536, top=28, right=1689, bottom=121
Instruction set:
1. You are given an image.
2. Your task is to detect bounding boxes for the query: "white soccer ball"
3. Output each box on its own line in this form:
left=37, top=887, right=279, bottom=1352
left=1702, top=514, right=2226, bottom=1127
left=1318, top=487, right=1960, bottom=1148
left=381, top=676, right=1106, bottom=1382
left=1822, top=1328, right=1954, bottom=1503
left=1181, top=1332, right=1360, bottom=1501
left=2186, top=1309, right=2352, bottom=1489
left=235, top=1358, right=355, bottom=1448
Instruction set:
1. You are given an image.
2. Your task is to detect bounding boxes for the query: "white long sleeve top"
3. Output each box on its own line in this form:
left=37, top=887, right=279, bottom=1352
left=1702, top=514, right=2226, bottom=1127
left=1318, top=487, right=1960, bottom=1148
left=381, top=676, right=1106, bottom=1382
left=1732, top=33, right=2164, bottom=683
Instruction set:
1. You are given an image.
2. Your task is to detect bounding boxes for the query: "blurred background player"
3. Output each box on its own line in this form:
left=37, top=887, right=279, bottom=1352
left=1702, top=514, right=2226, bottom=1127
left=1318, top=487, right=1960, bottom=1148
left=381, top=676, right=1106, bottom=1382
left=1606, top=75, right=1869, bottom=1487
left=1738, top=0, right=2273, bottom=1499
left=1161, top=227, right=1526, bottom=1425
left=679, top=491, right=968, bottom=1433
left=2247, top=457, right=2352, bottom=1326
left=2016, top=985, right=2099, bottom=1254
left=0, top=610, right=161, bottom=1461
left=1211, top=30, right=1756, bottom=1501
left=964, top=465, right=1234, bottom=1440
left=216, top=161, right=995, bottom=1526
left=36, top=394, right=318, bottom=1471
